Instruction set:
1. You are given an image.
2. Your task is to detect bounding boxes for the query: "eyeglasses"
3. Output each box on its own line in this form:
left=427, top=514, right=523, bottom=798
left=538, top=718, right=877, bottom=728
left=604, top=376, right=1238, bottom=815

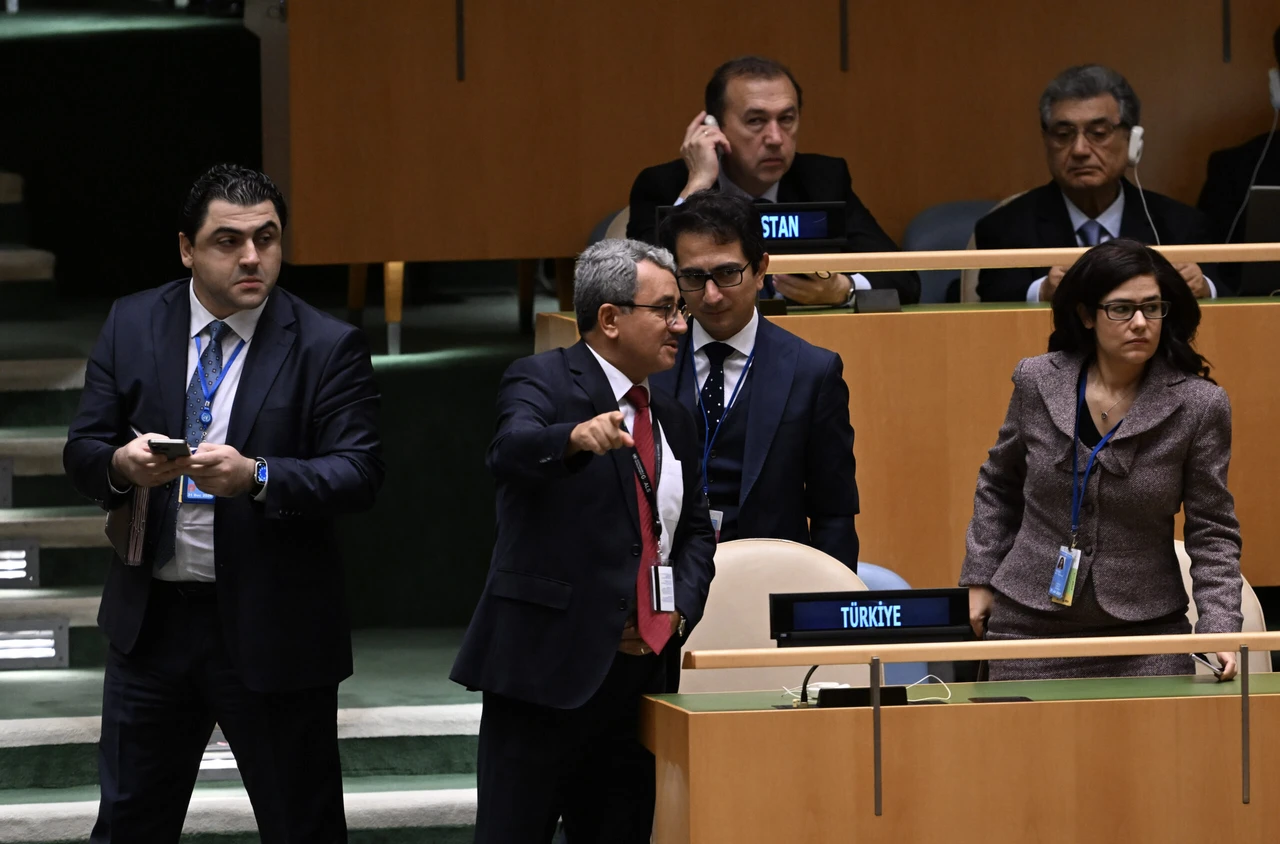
left=619, top=299, right=685, bottom=327
left=675, top=264, right=749, bottom=293
left=1043, top=120, right=1127, bottom=149
left=1098, top=300, right=1170, bottom=321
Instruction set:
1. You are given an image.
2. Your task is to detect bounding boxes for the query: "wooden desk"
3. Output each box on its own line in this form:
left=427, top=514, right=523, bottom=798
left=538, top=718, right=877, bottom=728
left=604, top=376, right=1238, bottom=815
left=534, top=300, right=1280, bottom=587
left=641, top=675, right=1280, bottom=844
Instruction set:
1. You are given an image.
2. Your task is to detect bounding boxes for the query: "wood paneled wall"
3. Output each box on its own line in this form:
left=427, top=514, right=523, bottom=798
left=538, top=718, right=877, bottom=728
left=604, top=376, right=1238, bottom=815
left=275, top=0, right=1280, bottom=264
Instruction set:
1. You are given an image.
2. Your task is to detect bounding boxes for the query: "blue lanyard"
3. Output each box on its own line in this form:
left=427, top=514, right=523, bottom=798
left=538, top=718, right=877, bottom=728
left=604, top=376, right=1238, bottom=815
left=1070, top=374, right=1119, bottom=547
left=692, top=344, right=755, bottom=496
left=193, top=334, right=247, bottom=430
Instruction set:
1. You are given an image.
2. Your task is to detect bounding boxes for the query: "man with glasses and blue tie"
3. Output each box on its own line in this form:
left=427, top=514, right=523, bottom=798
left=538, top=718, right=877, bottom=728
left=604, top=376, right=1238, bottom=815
left=975, top=64, right=1219, bottom=302
left=652, top=190, right=859, bottom=570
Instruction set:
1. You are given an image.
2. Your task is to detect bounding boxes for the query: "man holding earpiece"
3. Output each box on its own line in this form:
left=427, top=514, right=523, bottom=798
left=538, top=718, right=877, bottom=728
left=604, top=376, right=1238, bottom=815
left=627, top=55, right=921, bottom=305
left=975, top=64, right=1218, bottom=302
left=1197, top=24, right=1280, bottom=294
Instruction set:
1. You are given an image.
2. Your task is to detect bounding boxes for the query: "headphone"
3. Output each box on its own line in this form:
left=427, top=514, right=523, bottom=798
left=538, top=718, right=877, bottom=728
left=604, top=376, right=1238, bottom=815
left=1270, top=68, right=1280, bottom=111
left=1127, top=125, right=1145, bottom=167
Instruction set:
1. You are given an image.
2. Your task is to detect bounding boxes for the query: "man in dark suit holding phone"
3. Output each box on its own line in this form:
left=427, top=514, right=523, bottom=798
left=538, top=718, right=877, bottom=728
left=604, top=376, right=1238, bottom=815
left=64, top=164, right=383, bottom=843
left=451, top=239, right=716, bottom=843
left=626, top=55, right=920, bottom=305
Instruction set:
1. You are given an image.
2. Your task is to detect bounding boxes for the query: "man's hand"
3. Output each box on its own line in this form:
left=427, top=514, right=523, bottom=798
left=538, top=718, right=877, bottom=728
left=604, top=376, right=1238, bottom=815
left=1215, top=651, right=1238, bottom=682
left=180, top=443, right=256, bottom=498
left=968, top=585, right=995, bottom=638
left=772, top=273, right=852, bottom=306
left=1039, top=266, right=1068, bottom=302
left=617, top=615, right=681, bottom=656
left=110, top=433, right=187, bottom=489
left=566, top=411, right=634, bottom=457
left=678, top=110, right=730, bottom=199
left=1174, top=263, right=1210, bottom=299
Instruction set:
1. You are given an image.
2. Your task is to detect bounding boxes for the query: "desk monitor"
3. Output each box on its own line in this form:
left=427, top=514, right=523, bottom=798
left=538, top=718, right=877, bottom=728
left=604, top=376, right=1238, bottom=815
left=656, top=201, right=848, bottom=254
left=770, top=588, right=973, bottom=647
left=1240, top=185, right=1280, bottom=296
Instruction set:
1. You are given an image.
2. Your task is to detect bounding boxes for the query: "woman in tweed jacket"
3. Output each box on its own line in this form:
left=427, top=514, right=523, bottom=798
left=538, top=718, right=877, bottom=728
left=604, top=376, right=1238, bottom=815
left=961, top=239, right=1242, bottom=681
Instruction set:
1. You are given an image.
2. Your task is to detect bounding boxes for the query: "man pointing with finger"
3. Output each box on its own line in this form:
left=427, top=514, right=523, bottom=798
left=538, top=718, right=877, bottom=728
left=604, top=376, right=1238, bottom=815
left=452, top=239, right=716, bottom=843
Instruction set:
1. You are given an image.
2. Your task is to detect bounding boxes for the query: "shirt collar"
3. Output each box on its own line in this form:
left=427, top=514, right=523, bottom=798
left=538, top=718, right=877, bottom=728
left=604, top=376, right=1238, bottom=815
left=585, top=343, right=649, bottom=404
left=692, top=309, right=759, bottom=357
left=717, top=171, right=780, bottom=204
left=188, top=279, right=269, bottom=343
left=1061, top=187, right=1125, bottom=240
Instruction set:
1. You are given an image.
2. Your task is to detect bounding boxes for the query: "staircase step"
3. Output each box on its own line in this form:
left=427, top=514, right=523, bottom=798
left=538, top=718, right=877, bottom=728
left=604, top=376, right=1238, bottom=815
left=0, top=774, right=477, bottom=843
left=34, top=549, right=109, bottom=590
left=0, top=361, right=85, bottom=393
left=0, top=392, right=84, bottom=430
left=0, top=248, right=54, bottom=284
left=0, top=508, right=108, bottom=549
left=0, top=427, right=65, bottom=476
left=0, top=587, right=98, bottom=627
left=0, top=173, right=21, bottom=205
left=12, top=475, right=84, bottom=510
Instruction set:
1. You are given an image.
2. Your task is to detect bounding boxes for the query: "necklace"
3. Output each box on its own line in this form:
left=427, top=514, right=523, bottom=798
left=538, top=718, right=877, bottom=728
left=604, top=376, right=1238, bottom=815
left=1093, top=372, right=1135, bottom=422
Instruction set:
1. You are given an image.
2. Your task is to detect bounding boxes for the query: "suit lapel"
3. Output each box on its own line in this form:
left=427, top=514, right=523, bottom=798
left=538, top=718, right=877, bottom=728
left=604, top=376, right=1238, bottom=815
left=775, top=168, right=802, bottom=203
left=741, top=318, right=796, bottom=506
left=1118, top=179, right=1156, bottom=242
left=1037, top=351, right=1086, bottom=443
left=567, top=341, right=640, bottom=536
left=153, top=282, right=192, bottom=439
left=1034, top=183, right=1078, bottom=248
left=226, top=293, right=298, bottom=451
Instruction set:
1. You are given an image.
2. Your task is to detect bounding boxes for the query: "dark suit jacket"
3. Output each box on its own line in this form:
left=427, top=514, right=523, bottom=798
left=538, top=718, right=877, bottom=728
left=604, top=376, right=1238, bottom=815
left=626, top=153, right=921, bottom=304
left=975, top=180, right=1218, bottom=301
left=649, top=317, right=859, bottom=568
left=450, top=341, right=717, bottom=710
left=1197, top=133, right=1280, bottom=294
left=960, top=352, right=1241, bottom=633
left=63, top=280, right=384, bottom=693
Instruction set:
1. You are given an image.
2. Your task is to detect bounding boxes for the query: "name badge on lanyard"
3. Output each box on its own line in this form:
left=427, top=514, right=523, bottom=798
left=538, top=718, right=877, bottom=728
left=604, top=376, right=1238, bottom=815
left=628, top=415, right=676, bottom=613
left=180, top=332, right=247, bottom=504
left=693, top=345, right=755, bottom=522
left=1050, top=375, right=1120, bottom=606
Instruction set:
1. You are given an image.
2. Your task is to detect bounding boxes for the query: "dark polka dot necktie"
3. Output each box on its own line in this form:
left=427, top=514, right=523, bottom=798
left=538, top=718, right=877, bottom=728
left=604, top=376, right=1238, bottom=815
left=699, top=342, right=734, bottom=432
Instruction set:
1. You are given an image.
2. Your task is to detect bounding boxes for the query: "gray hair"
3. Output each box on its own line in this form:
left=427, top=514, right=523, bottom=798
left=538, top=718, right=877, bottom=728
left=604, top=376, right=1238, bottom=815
left=573, top=239, right=677, bottom=333
left=1039, top=64, right=1141, bottom=128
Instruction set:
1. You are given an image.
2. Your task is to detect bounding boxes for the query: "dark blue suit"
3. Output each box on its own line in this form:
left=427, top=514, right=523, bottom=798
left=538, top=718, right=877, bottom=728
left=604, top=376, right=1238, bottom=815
left=650, top=316, right=859, bottom=568
left=451, top=340, right=715, bottom=842
left=64, top=280, right=383, bottom=843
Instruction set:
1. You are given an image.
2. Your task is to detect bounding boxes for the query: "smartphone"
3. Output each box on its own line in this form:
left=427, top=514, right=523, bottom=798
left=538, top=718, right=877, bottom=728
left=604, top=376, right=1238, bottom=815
left=1191, top=652, right=1224, bottom=679
left=148, top=438, right=191, bottom=460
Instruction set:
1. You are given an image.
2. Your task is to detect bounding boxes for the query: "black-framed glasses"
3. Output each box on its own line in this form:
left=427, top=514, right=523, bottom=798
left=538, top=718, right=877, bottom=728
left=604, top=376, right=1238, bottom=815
left=1098, top=300, right=1170, bottom=321
left=1043, top=120, right=1127, bottom=149
left=675, top=264, right=749, bottom=293
left=619, top=299, right=685, bottom=326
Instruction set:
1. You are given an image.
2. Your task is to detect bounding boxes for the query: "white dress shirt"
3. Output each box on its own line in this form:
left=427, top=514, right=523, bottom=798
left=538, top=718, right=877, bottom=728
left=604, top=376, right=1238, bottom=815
left=153, top=282, right=269, bottom=582
left=691, top=309, right=758, bottom=405
left=1026, top=189, right=1215, bottom=301
left=586, top=345, right=682, bottom=562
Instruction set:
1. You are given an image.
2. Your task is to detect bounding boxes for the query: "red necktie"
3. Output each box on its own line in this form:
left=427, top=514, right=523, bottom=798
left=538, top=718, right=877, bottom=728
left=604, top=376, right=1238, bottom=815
left=625, top=385, right=672, bottom=655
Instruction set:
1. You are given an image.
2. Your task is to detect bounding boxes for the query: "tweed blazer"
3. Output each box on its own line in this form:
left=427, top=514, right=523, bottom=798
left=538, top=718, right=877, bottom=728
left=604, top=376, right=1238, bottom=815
left=960, top=351, right=1242, bottom=632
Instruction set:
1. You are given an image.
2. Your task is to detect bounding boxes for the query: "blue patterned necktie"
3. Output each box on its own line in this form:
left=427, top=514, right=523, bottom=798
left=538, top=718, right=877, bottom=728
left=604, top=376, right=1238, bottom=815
left=154, top=320, right=233, bottom=567
left=699, top=342, right=734, bottom=433
left=1077, top=219, right=1107, bottom=247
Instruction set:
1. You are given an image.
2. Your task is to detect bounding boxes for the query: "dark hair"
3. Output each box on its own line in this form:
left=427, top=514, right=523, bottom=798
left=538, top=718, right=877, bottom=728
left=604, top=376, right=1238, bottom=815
left=1039, top=64, right=1140, bottom=128
left=180, top=164, right=288, bottom=242
left=656, top=190, right=766, bottom=273
left=704, top=56, right=803, bottom=125
left=1048, top=238, right=1211, bottom=380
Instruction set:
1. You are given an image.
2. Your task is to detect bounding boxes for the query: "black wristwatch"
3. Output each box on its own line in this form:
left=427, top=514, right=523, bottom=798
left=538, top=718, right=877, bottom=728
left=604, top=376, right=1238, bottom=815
left=250, top=457, right=268, bottom=497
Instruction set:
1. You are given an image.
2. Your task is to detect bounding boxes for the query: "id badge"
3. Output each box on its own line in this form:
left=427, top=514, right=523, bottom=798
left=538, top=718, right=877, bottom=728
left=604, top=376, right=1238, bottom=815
left=709, top=509, right=723, bottom=543
left=650, top=564, right=676, bottom=613
left=179, top=475, right=216, bottom=504
left=1049, top=546, right=1082, bottom=606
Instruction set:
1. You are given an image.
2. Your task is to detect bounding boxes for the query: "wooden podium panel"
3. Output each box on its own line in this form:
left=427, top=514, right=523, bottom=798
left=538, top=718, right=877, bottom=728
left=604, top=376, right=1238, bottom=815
left=641, top=677, right=1280, bottom=844
left=535, top=300, right=1280, bottom=587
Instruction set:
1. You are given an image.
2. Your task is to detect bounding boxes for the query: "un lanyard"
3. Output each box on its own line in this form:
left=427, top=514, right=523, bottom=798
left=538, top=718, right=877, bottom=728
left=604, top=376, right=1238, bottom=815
left=1070, top=374, right=1120, bottom=548
left=192, top=334, right=246, bottom=436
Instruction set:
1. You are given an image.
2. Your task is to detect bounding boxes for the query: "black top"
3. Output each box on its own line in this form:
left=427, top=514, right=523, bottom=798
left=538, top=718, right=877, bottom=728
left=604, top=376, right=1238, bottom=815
left=1076, top=366, right=1104, bottom=448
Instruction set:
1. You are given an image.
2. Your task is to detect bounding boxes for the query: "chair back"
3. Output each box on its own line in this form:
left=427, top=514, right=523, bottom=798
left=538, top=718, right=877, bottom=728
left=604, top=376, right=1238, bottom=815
left=901, top=200, right=997, bottom=303
left=959, top=190, right=1028, bottom=302
left=1175, top=539, right=1271, bottom=673
left=680, top=539, right=868, bottom=694
left=586, top=207, right=630, bottom=246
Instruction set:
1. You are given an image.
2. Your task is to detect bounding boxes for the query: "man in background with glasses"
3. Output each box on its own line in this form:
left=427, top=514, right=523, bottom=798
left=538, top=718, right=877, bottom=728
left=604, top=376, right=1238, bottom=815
left=652, top=191, right=859, bottom=570
left=452, top=239, right=716, bottom=843
left=975, top=64, right=1218, bottom=302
